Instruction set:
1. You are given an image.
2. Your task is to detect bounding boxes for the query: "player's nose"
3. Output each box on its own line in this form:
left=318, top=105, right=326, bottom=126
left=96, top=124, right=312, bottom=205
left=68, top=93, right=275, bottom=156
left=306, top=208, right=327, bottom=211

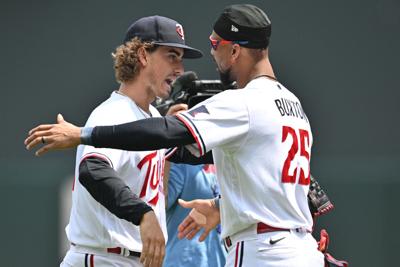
left=174, top=61, right=184, bottom=76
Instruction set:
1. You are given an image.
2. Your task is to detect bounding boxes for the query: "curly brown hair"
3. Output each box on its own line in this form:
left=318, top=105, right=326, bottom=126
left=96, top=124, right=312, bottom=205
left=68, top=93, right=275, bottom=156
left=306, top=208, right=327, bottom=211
left=112, top=37, right=157, bottom=83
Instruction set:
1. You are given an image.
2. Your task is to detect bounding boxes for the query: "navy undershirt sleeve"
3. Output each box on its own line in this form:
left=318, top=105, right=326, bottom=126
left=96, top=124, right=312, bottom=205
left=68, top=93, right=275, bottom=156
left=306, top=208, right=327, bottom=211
left=91, top=116, right=194, bottom=151
left=168, top=146, right=214, bottom=164
left=79, top=156, right=153, bottom=226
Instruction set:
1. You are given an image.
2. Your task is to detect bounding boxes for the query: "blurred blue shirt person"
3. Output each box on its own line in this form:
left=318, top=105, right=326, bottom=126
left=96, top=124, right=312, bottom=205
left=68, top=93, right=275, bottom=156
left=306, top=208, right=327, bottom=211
left=163, top=163, right=226, bottom=267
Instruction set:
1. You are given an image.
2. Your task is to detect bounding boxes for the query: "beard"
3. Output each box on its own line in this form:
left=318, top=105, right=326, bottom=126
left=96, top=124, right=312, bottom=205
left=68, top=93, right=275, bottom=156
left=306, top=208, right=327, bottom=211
left=218, top=66, right=235, bottom=88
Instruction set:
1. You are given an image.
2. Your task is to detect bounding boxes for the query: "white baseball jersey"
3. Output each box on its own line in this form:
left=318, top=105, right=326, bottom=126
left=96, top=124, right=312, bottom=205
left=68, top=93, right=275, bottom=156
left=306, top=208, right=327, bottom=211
left=177, top=77, right=313, bottom=238
left=66, top=91, right=167, bottom=252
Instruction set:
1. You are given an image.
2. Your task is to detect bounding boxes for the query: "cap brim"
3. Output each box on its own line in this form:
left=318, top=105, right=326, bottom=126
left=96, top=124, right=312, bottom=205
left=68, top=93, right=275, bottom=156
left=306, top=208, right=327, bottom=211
left=154, top=42, right=203, bottom=59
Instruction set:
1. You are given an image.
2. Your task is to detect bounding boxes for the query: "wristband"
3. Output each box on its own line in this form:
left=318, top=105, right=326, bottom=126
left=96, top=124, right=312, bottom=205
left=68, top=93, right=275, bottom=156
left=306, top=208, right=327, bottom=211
left=80, top=127, right=94, bottom=146
left=213, top=195, right=221, bottom=210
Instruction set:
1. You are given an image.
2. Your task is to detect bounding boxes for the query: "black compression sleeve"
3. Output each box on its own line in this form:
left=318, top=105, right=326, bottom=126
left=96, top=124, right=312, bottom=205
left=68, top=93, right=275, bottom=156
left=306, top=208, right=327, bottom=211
left=168, top=147, right=214, bottom=164
left=92, top=116, right=194, bottom=151
left=79, top=156, right=153, bottom=225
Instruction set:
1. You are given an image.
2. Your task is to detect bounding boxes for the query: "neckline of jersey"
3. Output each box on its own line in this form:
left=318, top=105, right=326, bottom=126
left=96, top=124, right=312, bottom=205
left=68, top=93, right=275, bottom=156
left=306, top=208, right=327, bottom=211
left=251, top=74, right=277, bottom=82
left=114, top=90, right=152, bottom=118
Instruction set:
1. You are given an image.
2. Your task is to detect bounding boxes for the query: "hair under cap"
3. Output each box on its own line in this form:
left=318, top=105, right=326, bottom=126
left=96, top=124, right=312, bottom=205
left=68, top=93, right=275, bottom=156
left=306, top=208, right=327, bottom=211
left=213, top=4, right=271, bottom=49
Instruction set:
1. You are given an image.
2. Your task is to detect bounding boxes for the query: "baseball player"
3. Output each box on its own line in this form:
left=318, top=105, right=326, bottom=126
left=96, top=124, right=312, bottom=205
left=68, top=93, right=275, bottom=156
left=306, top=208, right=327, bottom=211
left=25, top=5, right=326, bottom=267
left=55, top=16, right=202, bottom=267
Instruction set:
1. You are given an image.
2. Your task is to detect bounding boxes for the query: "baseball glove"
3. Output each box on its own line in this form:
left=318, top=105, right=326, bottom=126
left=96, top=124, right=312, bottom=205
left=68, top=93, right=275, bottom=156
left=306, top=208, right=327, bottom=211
left=308, top=174, right=334, bottom=217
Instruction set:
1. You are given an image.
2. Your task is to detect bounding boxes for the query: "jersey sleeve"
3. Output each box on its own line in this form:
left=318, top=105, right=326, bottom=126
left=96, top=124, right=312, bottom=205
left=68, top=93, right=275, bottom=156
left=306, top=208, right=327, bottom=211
left=176, top=90, right=249, bottom=157
left=79, top=156, right=153, bottom=225
left=79, top=146, right=128, bottom=171
left=82, top=109, right=129, bottom=170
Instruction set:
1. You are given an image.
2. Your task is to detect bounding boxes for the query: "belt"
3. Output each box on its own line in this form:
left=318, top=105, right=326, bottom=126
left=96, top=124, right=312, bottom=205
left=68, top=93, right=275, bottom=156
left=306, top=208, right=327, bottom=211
left=224, top=222, right=290, bottom=248
left=107, top=247, right=141, bottom=258
left=256, top=223, right=290, bottom=234
left=71, top=243, right=141, bottom=258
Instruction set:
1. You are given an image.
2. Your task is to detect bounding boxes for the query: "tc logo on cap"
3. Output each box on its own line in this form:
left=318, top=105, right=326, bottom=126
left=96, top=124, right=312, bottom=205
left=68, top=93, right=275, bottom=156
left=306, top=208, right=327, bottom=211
left=176, top=24, right=185, bottom=40
left=231, top=25, right=239, bottom=32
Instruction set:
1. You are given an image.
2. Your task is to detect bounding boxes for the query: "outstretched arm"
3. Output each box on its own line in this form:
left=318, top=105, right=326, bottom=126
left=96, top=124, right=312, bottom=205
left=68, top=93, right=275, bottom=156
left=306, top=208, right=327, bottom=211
left=25, top=113, right=194, bottom=156
left=90, top=114, right=193, bottom=150
left=177, top=198, right=221, bottom=242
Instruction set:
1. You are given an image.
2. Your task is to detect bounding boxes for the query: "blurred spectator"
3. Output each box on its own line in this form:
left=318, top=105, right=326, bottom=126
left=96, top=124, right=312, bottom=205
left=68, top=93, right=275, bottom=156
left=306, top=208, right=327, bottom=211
left=163, top=163, right=226, bottom=267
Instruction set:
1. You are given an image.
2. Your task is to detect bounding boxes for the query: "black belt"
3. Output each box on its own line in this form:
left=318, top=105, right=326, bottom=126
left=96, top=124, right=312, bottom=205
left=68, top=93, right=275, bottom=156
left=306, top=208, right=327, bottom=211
left=107, top=247, right=141, bottom=258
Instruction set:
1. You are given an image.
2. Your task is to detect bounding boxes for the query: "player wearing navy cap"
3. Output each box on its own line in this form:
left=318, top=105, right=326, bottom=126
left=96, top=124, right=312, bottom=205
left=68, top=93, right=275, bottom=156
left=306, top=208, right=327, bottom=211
left=37, top=15, right=201, bottom=267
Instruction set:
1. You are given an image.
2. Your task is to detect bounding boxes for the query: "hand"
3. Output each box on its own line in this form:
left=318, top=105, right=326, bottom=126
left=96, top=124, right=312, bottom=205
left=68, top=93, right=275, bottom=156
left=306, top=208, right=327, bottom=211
left=166, top=103, right=188, bottom=116
left=24, top=114, right=81, bottom=156
left=139, top=211, right=166, bottom=267
left=177, top=198, right=220, bottom=242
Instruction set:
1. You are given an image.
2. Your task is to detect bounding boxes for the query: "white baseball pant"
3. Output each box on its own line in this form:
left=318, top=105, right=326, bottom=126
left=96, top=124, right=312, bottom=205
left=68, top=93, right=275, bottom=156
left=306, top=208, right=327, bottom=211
left=224, top=225, right=324, bottom=267
left=60, top=245, right=142, bottom=267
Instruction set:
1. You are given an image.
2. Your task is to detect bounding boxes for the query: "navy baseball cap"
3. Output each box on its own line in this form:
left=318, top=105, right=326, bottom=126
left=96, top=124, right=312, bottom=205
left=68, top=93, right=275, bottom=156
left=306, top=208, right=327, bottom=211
left=124, top=15, right=203, bottom=59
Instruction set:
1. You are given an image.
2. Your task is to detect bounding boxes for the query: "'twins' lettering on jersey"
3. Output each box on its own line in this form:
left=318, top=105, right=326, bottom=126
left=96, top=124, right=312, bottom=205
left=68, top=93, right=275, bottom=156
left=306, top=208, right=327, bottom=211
left=138, top=151, right=165, bottom=206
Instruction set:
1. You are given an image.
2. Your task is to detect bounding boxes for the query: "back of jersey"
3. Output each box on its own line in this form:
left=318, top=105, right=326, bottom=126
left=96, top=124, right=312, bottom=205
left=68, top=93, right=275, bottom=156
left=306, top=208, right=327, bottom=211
left=230, top=77, right=313, bottom=233
left=221, top=78, right=312, bottom=237
left=177, top=77, right=313, bottom=238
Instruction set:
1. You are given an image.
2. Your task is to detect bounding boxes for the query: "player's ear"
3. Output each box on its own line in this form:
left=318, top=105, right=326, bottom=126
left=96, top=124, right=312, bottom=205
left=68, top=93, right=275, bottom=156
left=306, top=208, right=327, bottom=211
left=231, top=43, right=241, bottom=61
left=138, top=47, right=148, bottom=67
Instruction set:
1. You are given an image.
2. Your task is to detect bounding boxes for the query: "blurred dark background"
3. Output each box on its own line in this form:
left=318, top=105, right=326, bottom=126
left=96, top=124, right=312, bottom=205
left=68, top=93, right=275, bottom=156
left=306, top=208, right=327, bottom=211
left=1, top=0, right=399, bottom=266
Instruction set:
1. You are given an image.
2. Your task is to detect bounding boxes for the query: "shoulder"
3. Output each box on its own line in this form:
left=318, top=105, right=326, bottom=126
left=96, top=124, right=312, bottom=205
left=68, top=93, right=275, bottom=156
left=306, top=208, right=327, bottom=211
left=245, top=78, right=281, bottom=93
left=214, top=88, right=243, bottom=99
left=200, top=89, right=247, bottom=109
left=85, top=93, right=138, bottom=126
left=276, top=82, right=303, bottom=103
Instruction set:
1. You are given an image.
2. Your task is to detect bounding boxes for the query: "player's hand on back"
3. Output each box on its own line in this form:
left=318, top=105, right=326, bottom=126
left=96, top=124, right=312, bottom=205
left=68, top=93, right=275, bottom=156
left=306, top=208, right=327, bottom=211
left=24, top=114, right=81, bottom=156
left=166, top=103, right=188, bottom=116
left=177, top=198, right=221, bottom=242
left=139, top=211, right=166, bottom=267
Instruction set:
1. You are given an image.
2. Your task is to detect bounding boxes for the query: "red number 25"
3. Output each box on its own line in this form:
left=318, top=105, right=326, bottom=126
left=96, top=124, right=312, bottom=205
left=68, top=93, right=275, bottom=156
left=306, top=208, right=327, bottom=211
left=281, top=126, right=311, bottom=185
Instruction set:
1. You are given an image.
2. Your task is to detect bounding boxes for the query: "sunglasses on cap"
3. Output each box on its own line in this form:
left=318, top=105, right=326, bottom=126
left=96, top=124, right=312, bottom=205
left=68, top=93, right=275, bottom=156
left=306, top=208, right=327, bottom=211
left=209, top=35, right=249, bottom=50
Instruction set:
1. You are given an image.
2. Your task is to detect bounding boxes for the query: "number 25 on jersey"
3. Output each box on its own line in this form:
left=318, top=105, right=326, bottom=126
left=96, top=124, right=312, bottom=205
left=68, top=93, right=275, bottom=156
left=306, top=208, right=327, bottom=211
left=281, top=126, right=311, bottom=186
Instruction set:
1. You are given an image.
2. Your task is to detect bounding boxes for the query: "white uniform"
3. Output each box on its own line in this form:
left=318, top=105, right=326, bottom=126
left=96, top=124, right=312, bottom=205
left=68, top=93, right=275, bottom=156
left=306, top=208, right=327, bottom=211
left=61, top=92, right=167, bottom=267
left=177, top=77, right=324, bottom=267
